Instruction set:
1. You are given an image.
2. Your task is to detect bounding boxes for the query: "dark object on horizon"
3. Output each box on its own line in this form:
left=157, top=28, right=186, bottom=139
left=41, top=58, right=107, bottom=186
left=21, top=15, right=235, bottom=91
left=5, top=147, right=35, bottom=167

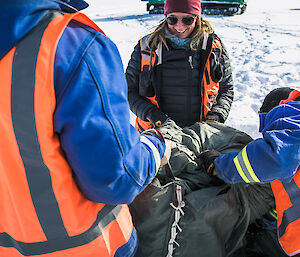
left=144, top=0, right=248, bottom=16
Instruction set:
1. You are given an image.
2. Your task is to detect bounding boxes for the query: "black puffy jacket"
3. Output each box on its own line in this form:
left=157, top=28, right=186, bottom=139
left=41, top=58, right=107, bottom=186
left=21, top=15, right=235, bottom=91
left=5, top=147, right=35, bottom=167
left=125, top=33, right=234, bottom=128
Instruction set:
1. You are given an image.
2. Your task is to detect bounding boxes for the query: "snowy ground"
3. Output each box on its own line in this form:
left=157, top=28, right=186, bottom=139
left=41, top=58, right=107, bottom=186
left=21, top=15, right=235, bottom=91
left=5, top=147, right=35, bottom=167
left=83, top=0, right=300, bottom=139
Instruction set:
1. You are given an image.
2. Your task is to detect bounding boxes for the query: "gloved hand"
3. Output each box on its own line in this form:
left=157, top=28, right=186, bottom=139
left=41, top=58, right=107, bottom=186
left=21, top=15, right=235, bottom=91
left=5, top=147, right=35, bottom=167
left=160, top=139, right=174, bottom=166
left=146, top=109, right=168, bottom=129
left=199, top=149, right=221, bottom=175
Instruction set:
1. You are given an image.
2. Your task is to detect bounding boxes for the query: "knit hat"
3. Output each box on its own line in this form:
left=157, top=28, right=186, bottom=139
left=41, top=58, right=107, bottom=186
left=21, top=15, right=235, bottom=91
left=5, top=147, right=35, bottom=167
left=259, top=87, right=294, bottom=113
left=164, top=0, right=201, bottom=16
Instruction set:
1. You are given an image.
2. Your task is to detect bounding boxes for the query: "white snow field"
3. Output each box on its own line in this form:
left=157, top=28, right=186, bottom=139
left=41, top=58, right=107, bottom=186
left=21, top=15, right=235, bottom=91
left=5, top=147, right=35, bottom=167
left=83, top=0, right=300, bottom=138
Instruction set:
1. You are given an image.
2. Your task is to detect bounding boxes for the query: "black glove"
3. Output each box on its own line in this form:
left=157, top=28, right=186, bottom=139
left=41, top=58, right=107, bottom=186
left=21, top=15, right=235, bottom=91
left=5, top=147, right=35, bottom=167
left=199, top=149, right=221, bottom=175
left=146, top=109, right=168, bottom=128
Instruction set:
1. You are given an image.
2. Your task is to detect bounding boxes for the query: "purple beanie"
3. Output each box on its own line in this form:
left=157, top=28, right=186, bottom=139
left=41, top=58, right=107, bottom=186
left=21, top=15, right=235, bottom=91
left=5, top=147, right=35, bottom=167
left=164, top=0, right=201, bottom=16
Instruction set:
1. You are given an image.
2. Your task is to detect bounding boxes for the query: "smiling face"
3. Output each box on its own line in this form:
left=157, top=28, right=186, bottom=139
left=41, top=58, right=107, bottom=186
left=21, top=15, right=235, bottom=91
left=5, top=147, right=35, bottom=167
left=166, top=12, right=197, bottom=39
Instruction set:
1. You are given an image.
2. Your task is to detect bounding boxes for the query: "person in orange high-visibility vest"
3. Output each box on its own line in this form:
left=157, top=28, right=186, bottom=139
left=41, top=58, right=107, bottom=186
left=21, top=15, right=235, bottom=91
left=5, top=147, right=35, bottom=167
left=0, top=1, right=172, bottom=256
left=126, top=0, right=234, bottom=133
left=200, top=87, right=300, bottom=256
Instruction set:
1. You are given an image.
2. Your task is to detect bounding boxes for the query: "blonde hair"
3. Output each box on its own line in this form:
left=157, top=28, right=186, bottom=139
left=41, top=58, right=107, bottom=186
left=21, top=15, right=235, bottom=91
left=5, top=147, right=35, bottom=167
left=147, top=16, right=214, bottom=51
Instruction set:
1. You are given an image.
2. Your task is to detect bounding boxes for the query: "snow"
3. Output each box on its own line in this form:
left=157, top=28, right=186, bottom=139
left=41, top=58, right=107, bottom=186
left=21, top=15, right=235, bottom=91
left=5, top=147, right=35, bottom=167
left=83, top=0, right=300, bottom=139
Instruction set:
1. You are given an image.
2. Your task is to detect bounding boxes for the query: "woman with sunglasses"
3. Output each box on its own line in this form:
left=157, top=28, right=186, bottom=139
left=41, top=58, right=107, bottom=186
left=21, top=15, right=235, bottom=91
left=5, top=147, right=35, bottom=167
left=126, top=0, right=234, bottom=132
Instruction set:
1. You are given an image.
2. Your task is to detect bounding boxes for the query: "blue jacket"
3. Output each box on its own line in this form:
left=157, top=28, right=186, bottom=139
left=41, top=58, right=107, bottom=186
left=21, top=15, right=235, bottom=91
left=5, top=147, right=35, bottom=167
left=214, top=101, right=300, bottom=184
left=1, top=0, right=165, bottom=204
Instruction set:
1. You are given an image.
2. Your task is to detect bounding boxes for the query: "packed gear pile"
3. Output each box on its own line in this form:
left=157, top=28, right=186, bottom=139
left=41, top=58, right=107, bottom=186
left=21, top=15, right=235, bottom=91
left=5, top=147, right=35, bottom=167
left=130, top=119, right=288, bottom=257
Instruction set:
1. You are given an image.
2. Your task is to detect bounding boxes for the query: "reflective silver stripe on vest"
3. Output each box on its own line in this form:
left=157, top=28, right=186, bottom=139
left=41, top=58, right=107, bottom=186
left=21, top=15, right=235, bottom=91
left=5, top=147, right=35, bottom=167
left=5, top=11, right=123, bottom=255
left=155, top=41, right=162, bottom=65
left=202, top=32, right=209, bottom=50
left=141, top=37, right=151, bottom=64
left=11, top=11, right=67, bottom=241
left=278, top=178, right=300, bottom=238
left=0, top=205, right=121, bottom=255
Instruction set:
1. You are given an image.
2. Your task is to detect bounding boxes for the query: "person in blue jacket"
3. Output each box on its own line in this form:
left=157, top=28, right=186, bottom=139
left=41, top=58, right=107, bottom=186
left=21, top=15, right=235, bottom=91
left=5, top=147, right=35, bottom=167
left=200, top=87, right=300, bottom=184
left=0, top=0, right=171, bottom=256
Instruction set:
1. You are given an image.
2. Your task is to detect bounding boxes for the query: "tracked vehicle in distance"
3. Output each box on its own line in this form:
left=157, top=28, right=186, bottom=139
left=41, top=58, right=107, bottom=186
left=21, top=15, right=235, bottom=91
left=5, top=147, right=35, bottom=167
left=143, top=0, right=247, bottom=16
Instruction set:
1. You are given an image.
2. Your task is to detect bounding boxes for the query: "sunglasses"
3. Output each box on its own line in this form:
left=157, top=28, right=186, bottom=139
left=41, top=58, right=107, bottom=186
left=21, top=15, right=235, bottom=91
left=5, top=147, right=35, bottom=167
left=166, top=15, right=196, bottom=26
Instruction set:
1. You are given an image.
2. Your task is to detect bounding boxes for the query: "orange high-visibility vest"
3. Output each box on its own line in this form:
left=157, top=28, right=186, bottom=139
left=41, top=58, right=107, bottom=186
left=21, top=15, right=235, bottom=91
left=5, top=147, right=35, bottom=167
left=271, top=89, right=300, bottom=256
left=0, top=11, right=133, bottom=257
left=135, top=34, right=221, bottom=132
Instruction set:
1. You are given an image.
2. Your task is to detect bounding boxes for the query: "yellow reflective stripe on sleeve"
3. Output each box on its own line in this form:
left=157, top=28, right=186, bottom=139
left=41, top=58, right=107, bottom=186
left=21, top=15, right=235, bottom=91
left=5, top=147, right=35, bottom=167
left=233, top=146, right=261, bottom=183
left=241, top=147, right=260, bottom=182
left=233, top=155, right=250, bottom=183
left=269, top=208, right=278, bottom=220
left=140, top=136, right=161, bottom=173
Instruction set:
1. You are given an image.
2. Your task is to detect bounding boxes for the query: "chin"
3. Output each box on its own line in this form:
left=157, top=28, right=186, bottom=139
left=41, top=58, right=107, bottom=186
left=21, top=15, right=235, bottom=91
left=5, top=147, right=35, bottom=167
left=177, top=30, right=192, bottom=38
left=178, top=33, right=190, bottom=39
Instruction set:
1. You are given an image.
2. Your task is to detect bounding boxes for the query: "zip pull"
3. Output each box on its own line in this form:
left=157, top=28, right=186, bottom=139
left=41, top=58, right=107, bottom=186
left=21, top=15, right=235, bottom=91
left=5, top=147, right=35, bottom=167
left=188, top=55, right=194, bottom=69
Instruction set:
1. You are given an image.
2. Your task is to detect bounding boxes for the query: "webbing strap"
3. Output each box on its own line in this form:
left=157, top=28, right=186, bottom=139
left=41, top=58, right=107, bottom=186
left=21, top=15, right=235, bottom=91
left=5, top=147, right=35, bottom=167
left=199, top=33, right=213, bottom=120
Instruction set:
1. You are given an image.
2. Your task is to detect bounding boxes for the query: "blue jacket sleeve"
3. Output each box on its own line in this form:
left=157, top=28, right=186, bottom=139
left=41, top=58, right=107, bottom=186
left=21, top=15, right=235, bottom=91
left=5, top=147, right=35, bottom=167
left=53, top=21, right=165, bottom=204
left=214, top=102, right=300, bottom=184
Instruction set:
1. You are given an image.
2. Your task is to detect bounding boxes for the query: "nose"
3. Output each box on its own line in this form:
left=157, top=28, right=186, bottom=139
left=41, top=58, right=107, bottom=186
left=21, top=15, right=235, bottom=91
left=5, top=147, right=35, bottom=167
left=174, top=19, right=186, bottom=30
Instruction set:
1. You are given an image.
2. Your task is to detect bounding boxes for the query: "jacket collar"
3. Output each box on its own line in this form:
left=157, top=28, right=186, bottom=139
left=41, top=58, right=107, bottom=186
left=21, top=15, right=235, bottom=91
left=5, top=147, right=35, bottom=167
left=0, top=0, right=88, bottom=60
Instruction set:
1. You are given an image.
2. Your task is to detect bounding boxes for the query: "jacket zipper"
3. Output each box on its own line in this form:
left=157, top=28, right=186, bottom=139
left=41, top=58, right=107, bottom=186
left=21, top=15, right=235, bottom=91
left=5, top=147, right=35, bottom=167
left=188, top=55, right=194, bottom=69
left=186, top=55, right=193, bottom=125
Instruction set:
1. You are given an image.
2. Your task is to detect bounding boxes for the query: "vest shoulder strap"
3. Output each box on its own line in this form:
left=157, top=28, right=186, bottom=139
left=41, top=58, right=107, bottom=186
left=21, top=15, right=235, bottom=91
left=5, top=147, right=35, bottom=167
left=140, top=35, right=162, bottom=71
left=198, top=32, right=214, bottom=81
